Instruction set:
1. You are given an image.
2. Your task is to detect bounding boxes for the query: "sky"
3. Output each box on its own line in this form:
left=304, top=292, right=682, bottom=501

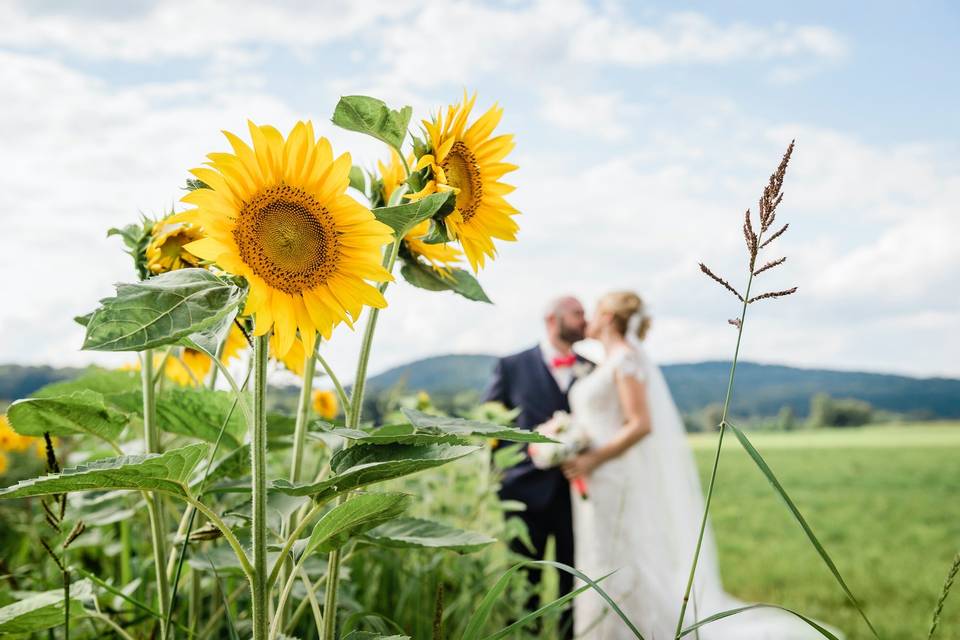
left=0, top=0, right=958, bottom=383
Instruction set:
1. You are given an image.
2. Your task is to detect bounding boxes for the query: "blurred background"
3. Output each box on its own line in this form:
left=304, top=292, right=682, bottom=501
left=0, top=2, right=957, bottom=638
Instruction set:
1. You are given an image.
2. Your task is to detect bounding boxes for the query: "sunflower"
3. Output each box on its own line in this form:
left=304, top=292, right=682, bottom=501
left=312, top=389, right=338, bottom=420
left=376, top=148, right=410, bottom=205
left=0, top=415, right=32, bottom=453
left=167, top=323, right=248, bottom=386
left=376, top=150, right=464, bottom=276
left=407, top=93, right=519, bottom=271
left=125, top=324, right=248, bottom=387
left=0, top=453, right=7, bottom=475
left=178, top=121, right=395, bottom=358
left=146, top=217, right=204, bottom=274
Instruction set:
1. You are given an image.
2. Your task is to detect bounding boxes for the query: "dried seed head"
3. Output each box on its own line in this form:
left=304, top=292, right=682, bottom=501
left=40, top=538, right=65, bottom=571
left=699, top=263, right=744, bottom=301
left=754, top=256, right=787, bottom=276
left=728, top=318, right=742, bottom=328
left=759, top=140, right=794, bottom=232
left=743, top=209, right=758, bottom=269
left=43, top=432, right=60, bottom=474
left=189, top=522, right=224, bottom=542
left=63, top=521, right=86, bottom=549
left=759, top=223, right=789, bottom=250
left=748, top=287, right=798, bottom=304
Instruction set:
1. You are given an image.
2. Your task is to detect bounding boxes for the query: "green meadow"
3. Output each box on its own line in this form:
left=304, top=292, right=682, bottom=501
left=691, top=423, right=960, bottom=640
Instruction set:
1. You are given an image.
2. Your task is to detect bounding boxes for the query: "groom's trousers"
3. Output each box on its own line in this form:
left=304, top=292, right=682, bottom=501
left=509, top=483, right=575, bottom=639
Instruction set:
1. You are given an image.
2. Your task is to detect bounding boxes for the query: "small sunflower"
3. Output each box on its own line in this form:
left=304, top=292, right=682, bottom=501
left=178, top=121, right=394, bottom=358
left=126, top=324, right=248, bottom=387
left=167, top=323, right=248, bottom=386
left=408, top=93, right=519, bottom=271
left=146, top=218, right=204, bottom=274
left=0, top=415, right=32, bottom=453
left=312, top=389, right=338, bottom=420
left=376, top=148, right=410, bottom=205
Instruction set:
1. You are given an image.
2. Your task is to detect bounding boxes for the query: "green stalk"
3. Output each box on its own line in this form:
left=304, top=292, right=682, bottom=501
left=289, top=350, right=318, bottom=484
left=348, top=240, right=401, bottom=425
left=251, top=334, right=270, bottom=640
left=280, top=347, right=317, bottom=625
left=674, top=269, right=755, bottom=638
left=119, top=519, right=132, bottom=588
left=142, top=350, right=171, bottom=639
left=189, top=568, right=201, bottom=638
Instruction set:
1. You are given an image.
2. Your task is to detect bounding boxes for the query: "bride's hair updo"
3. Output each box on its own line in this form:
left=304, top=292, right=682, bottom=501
left=600, top=291, right=652, bottom=340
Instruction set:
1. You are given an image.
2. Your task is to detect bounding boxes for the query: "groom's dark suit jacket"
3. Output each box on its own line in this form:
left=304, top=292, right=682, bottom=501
left=483, top=345, right=591, bottom=511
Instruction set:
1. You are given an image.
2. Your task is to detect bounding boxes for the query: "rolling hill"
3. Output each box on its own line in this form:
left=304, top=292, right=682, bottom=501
left=365, top=354, right=960, bottom=419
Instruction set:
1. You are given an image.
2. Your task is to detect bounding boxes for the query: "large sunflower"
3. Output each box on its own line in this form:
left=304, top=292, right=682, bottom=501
left=146, top=217, right=204, bottom=274
left=408, top=93, right=519, bottom=271
left=377, top=150, right=464, bottom=276
left=179, top=121, right=394, bottom=358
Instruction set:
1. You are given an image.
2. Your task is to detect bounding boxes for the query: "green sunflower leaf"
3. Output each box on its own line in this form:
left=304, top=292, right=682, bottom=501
left=156, top=387, right=247, bottom=447
left=82, top=268, right=246, bottom=352
left=399, top=260, right=491, bottom=303
left=303, top=492, right=411, bottom=556
left=402, top=409, right=554, bottom=443
left=0, top=443, right=208, bottom=500
left=362, top=517, right=495, bottom=554
left=7, top=390, right=130, bottom=443
left=0, top=582, right=91, bottom=634
left=372, top=191, right=455, bottom=238
left=272, top=443, right=480, bottom=499
left=332, top=95, right=412, bottom=151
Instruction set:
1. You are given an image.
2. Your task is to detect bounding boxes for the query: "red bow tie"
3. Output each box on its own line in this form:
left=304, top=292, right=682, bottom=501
left=552, top=354, right=577, bottom=368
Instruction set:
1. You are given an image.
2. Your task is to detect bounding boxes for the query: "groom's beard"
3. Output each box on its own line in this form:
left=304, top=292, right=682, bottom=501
left=559, top=322, right=585, bottom=345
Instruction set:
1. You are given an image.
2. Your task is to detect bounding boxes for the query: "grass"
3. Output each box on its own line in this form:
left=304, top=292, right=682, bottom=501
left=690, top=422, right=960, bottom=640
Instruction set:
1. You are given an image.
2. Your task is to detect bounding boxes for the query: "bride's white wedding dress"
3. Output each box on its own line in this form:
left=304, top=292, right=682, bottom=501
left=569, top=344, right=836, bottom=639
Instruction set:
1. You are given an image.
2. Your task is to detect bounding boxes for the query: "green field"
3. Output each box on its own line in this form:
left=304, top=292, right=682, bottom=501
left=690, top=423, right=960, bottom=640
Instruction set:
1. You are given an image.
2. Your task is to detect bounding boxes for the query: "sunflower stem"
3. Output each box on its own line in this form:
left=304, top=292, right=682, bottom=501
left=289, top=348, right=318, bottom=485
left=280, top=347, right=318, bottom=626
left=141, top=349, right=171, bottom=640
left=348, top=240, right=401, bottom=424
left=251, top=334, right=270, bottom=640
left=673, top=260, right=756, bottom=638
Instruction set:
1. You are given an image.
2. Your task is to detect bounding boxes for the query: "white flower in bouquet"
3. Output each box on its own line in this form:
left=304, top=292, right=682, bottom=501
left=527, top=411, right=590, bottom=470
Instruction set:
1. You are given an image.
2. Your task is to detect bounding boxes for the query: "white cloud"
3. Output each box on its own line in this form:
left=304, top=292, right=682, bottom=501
left=569, top=12, right=846, bottom=67
left=0, top=1, right=415, bottom=61
left=539, top=88, right=639, bottom=140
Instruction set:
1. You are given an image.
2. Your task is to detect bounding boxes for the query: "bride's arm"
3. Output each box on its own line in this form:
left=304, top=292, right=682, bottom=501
left=562, top=372, right=651, bottom=478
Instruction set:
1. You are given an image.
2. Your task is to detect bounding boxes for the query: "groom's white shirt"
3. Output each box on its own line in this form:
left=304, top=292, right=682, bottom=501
left=539, top=338, right=575, bottom=392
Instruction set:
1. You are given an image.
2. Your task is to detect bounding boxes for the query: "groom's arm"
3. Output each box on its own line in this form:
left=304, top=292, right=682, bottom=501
left=482, top=358, right=512, bottom=408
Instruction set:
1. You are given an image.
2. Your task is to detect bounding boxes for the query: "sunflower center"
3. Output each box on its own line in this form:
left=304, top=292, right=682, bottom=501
left=442, top=141, right=483, bottom=222
left=233, top=183, right=340, bottom=294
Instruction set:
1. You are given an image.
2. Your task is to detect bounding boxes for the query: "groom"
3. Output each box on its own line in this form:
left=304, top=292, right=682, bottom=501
left=483, top=296, right=591, bottom=639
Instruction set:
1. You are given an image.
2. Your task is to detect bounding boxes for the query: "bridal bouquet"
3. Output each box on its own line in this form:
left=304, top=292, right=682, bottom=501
left=528, top=410, right=591, bottom=498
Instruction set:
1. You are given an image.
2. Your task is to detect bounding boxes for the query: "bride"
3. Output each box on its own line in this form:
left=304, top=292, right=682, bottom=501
left=561, top=291, right=835, bottom=639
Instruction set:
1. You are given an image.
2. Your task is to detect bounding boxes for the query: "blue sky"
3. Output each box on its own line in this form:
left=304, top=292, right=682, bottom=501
left=0, top=0, right=957, bottom=380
